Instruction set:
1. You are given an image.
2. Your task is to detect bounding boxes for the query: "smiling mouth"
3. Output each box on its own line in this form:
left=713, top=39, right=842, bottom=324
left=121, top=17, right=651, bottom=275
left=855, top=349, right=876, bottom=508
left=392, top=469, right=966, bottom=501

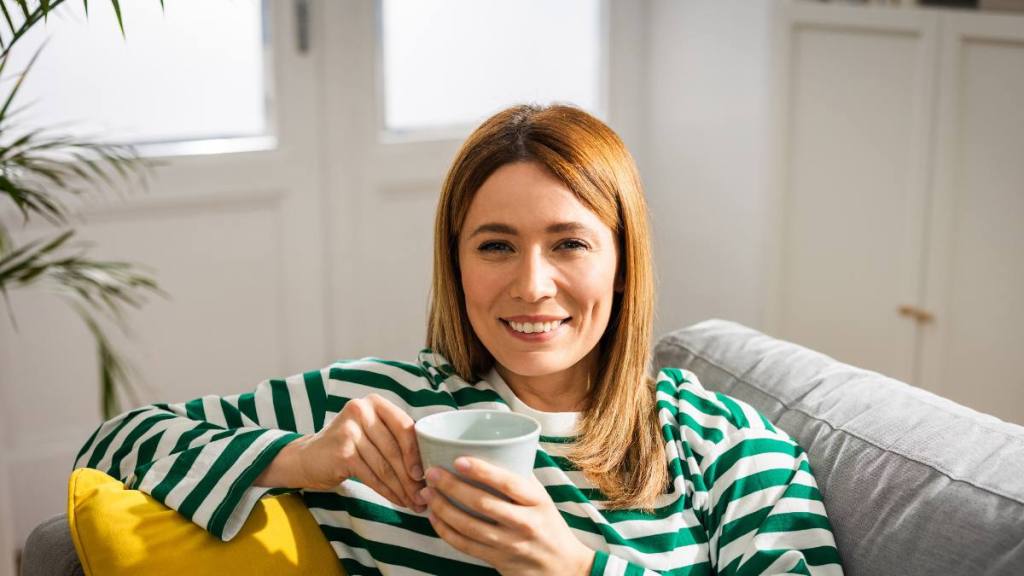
left=500, top=317, right=571, bottom=334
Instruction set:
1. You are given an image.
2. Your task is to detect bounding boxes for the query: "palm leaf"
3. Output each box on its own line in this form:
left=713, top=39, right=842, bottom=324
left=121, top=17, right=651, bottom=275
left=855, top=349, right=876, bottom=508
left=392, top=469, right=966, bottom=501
left=0, top=0, right=165, bottom=418
left=0, top=0, right=70, bottom=59
left=0, top=127, right=147, bottom=226
left=0, top=42, right=45, bottom=121
left=0, top=224, right=10, bottom=255
left=109, top=0, right=122, bottom=37
left=73, top=304, right=140, bottom=418
left=0, top=173, right=71, bottom=224
left=0, top=2, right=16, bottom=40
left=1, top=230, right=164, bottom=322
left=0, top=229, right=73, bottom=280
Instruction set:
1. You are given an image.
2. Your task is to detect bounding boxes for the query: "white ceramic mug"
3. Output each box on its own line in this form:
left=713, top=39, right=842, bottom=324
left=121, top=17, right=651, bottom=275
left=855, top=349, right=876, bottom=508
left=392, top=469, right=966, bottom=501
left=414, top=409, right=541, bottom=521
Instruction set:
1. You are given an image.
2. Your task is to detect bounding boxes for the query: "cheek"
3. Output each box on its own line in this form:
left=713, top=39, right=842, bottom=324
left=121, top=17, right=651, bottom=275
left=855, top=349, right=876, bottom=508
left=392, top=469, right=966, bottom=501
left=459, top=260, right=499, bottom=315
left=571, top=260, right=618, bottom=310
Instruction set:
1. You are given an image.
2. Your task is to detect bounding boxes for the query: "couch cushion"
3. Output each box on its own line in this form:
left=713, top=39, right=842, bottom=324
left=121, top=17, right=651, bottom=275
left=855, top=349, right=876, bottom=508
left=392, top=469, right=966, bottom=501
left=67, top=468, right=344, bottom=576
left=653, top=319, right=1024, bottom=576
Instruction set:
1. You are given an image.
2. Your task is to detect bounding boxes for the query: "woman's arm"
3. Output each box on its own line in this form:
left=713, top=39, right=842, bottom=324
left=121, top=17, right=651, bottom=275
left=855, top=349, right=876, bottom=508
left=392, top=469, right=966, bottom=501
left=254, top=393, right=427, bottom=512
left=698, top=429, right=843, bottom=575
left=73, top=371, right=326, bottom=541
left=74, top=361, right=429, bottom=541
left=659, top=367, right=843, bottom=575
left=252, top=432, right=309, bottom=488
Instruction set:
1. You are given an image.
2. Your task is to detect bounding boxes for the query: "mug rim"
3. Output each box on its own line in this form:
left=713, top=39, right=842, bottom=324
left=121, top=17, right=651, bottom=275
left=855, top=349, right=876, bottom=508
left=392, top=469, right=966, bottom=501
left=414, top=409, right=541, bottom=446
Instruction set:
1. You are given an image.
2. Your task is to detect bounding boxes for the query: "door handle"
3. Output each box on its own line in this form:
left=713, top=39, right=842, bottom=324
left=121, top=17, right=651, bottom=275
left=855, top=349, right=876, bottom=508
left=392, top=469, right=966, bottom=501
left=898, top=305, right=935, bottom=324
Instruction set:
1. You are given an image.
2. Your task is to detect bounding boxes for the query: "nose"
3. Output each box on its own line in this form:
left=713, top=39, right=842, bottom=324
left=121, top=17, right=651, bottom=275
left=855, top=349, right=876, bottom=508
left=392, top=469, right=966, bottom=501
left=510, top=248, right=557, bottom=302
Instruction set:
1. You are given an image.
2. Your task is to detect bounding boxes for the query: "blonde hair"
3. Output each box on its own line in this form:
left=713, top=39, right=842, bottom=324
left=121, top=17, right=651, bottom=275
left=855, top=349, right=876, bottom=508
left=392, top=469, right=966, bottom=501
left=427, top=104, right=666, bottom=510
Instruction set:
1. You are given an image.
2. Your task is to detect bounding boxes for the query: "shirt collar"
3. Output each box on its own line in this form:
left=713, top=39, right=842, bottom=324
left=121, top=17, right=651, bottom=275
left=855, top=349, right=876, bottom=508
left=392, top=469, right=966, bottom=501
left=483, top=367, right=580, bottom=438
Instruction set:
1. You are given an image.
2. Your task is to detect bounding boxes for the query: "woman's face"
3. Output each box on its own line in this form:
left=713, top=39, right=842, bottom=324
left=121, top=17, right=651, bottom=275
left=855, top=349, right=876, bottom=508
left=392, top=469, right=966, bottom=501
left=458, top=161, right=620, bottom=381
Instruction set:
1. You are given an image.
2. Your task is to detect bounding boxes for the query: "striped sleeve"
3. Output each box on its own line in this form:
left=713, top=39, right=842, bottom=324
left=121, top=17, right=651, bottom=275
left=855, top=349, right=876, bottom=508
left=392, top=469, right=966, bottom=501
left=589, top=550, right=662, bottom=575
left=698, top=428, right=842, bottom=575
left=72, top=367, right=332, bottom=541
left=655, top=367, right=843, bottom=575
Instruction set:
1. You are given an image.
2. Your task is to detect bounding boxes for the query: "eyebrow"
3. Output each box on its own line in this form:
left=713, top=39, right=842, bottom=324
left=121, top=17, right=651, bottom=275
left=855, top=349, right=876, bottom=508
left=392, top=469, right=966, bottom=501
left=467, top=221, right=591, bottom=238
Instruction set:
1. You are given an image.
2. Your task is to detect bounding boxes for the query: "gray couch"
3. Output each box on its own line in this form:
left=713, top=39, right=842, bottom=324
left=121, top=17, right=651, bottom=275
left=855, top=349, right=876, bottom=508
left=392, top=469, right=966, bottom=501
left=22, top=319, right=1024, bottom=575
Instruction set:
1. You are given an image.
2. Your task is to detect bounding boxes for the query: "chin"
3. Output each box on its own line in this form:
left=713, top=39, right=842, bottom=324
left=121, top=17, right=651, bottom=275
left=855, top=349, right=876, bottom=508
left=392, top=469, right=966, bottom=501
left=495, top=350, right=576, bottom=378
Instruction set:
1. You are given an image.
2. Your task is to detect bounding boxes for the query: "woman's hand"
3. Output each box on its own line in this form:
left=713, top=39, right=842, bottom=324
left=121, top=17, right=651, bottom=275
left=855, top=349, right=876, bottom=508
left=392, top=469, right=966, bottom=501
left=420, top=457, right=595, bottom=576
left=261, top=393, right=427, bottom=512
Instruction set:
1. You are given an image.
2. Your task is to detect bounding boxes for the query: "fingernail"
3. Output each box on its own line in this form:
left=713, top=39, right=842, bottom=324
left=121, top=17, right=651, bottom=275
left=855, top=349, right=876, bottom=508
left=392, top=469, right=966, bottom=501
left=413, top=491, right=425, bottom=506
left=425, top=467, right=441, bottom=483
left=454, top=457, right=470, bottom=472
left=411, top=465, right=423, bottom=480
left=420, top=487, right=434, bottom=502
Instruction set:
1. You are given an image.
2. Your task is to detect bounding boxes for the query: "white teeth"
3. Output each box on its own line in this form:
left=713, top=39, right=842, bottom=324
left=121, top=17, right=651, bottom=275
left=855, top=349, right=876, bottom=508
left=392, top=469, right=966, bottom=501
left=508, top=320, right=564, bottom=334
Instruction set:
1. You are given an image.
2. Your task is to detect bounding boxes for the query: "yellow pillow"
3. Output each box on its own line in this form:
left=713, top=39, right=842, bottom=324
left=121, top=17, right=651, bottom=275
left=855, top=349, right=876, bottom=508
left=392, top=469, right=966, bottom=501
left=68, top=468, right=344, bottom=576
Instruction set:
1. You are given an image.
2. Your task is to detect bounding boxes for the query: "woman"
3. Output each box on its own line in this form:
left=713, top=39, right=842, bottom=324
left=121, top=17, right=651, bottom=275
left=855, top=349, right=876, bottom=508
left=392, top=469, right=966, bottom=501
left=75, top=104, right=843, bottom=575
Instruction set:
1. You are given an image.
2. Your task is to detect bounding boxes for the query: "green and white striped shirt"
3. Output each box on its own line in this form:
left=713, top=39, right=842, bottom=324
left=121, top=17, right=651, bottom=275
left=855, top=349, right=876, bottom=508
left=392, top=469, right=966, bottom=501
left=74, top=349, right=843, bottom=575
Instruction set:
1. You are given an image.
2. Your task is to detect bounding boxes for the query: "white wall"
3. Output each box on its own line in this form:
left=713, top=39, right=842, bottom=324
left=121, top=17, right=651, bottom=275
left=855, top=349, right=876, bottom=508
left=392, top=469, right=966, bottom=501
left=643, top=0, right=776, bottom=340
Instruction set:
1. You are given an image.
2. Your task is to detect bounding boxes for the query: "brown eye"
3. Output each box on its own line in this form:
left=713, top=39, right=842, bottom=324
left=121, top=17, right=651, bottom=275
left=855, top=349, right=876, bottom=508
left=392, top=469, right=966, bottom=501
left=557, top=239, right=589, bottom=251
left=478, top=241, right=512, bottom=253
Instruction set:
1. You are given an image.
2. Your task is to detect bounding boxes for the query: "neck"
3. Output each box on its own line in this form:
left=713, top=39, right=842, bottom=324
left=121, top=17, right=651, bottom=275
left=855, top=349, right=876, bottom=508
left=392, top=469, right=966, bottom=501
left=494, top=348, right=598, bottom=413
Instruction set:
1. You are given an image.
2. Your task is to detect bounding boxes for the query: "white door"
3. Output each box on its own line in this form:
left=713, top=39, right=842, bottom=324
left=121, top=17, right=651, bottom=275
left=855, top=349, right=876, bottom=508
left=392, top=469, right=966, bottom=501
left=0, top=0, right=327, bottom=564
left=767, top=3, right=938, bottom=384
left=918, top=12, right=1024, bottom=424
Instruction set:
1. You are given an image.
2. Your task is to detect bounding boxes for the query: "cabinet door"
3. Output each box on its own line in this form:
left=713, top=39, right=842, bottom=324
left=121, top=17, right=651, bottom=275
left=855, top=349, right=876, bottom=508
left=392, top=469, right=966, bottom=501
left=919, top=13, right=1024, bottom=424
left=769, top=3, right=938, bottom=383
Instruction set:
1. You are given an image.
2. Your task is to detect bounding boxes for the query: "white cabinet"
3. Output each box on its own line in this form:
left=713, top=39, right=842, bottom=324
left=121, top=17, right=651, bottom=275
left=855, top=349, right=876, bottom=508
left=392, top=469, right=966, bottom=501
left=767, top=2, right=1024, bottom=424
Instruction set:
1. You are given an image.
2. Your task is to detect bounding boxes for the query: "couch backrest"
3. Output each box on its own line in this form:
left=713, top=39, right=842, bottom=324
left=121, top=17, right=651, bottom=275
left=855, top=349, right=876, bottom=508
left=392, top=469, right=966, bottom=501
left=653, top=319, right=1024, bottom=576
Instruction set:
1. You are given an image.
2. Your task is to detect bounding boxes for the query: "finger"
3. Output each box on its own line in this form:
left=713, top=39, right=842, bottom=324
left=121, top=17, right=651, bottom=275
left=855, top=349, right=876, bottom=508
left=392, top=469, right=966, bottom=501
left=362, top=405, right=421, bottom=504
left=425, top=466, right=524, bottom=529
left=364, top=398, right=426, bottom=504
left=453, top=457, right=542, bottom=506
left=355, top=436, right=411, bottom=508
left=371, top=395, right=423, bottom=480
left=426, top=505, right=494, bottom=563
left=362, top=410, right=424, bottom=507
left=347, top=457, right=405, bottom=508
left=422, top=486, right=504, bottom=553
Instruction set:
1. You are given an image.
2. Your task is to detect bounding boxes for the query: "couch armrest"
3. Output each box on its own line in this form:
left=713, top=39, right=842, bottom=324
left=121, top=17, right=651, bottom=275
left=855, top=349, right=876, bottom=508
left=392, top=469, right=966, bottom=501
left=21, top=514, right=83, bottom=576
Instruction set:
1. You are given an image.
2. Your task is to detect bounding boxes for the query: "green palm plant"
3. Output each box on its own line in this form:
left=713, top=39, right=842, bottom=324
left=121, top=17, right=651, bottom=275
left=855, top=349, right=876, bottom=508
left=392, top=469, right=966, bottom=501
left=0, top=0, right=164, bottom=418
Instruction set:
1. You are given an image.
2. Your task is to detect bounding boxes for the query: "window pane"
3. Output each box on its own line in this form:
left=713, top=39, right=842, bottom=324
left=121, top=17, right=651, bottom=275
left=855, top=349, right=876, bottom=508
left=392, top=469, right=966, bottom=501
left=5, top=0, right=267, bottom=144
left=381, top=0, right=602, bottom=132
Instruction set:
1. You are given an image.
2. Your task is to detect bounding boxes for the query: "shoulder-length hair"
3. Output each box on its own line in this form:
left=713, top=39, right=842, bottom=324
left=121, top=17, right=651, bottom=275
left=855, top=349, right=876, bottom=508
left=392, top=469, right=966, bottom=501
left=427, top=104, right=665, bottom=510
